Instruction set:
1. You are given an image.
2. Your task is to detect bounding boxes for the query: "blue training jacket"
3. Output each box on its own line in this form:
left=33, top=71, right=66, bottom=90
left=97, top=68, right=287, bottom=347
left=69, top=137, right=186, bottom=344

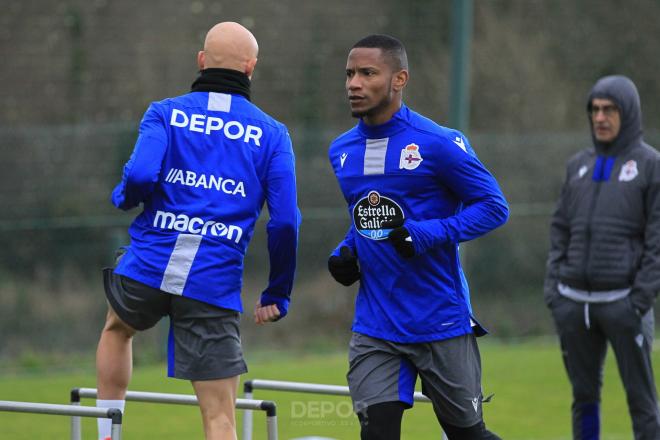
left=112, top=91, right=300, bottom=317
left=329, top=104, right=509, bottom=342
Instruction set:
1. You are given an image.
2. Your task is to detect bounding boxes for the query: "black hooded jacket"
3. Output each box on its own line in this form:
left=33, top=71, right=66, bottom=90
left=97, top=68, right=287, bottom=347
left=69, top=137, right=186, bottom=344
left=544, top=75, right=660, bottom=313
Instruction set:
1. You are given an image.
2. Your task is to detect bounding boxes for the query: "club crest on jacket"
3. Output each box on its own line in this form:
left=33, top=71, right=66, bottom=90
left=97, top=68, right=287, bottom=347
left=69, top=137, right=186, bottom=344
left=619, top=160, right=638, bottom=182
left=399, top=144, right=423, bottom=170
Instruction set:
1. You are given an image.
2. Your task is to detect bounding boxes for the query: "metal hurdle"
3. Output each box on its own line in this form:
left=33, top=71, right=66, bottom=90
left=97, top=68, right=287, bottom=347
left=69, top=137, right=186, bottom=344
left=241, top=379, right=435, bottom=440
left=0, top=399, right=122, bottom=440
left=70, top=387, right=277, bottom=440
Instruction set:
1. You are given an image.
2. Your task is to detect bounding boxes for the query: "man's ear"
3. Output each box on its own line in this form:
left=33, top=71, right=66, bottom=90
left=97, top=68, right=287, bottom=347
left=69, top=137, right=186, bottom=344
left=245, top=57, right=258, bottom=79
left=197, top=51, right=205, bottom=70
left=392, top=69, right=409, bottom=92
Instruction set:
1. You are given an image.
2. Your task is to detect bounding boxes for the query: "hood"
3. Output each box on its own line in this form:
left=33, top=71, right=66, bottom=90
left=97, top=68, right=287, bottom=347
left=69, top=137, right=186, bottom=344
left=587, top=75, right=643, bottom=155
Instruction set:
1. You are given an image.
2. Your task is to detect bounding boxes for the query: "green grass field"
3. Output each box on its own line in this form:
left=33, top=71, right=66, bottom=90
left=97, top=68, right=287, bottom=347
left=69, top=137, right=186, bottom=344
left=0, top=338, right=656, bottom=439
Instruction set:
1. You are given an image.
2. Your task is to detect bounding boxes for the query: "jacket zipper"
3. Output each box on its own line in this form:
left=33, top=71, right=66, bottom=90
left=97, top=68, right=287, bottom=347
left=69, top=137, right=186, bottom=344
left=582, top=177, right=603, bottom=292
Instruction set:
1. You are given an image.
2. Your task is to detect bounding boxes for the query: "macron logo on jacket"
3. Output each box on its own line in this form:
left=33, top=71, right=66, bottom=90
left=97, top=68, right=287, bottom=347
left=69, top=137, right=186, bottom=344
left=153, top=210, right=243, bottom=244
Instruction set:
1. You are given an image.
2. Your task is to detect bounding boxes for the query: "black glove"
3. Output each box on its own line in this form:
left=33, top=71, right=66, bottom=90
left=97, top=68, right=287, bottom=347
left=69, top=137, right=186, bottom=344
left=328, top=246, right=360, bottom=286
left=381, top=219, right=415, bottom=258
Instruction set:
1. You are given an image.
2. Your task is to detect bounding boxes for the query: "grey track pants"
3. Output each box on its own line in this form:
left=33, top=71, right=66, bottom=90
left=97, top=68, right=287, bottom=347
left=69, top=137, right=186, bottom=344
left=551, top=295, right=660, bottom=440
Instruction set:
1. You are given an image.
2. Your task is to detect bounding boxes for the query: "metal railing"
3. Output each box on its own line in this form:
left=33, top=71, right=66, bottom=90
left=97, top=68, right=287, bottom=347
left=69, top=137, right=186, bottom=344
left=70, top=387, right=277, bottom=440
left=0, top=399, right=122, bottom=440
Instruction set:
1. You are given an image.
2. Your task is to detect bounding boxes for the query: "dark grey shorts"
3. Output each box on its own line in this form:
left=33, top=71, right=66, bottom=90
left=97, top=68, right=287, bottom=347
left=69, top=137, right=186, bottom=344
left=347, top=332, right=485, bottom=427
left=103, top=268, right=247, bottom=381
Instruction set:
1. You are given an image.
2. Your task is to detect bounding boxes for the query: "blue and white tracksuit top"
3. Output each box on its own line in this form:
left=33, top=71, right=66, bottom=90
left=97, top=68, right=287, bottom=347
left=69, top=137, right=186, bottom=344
left=329, top=104, right=509, bottom=343
left=112, top=91, right=300, bottom=317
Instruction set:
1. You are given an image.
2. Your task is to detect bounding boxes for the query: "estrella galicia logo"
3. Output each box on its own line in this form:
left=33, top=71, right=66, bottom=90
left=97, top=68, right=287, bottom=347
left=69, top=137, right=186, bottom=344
left=352, top=191, right=405, bottom=240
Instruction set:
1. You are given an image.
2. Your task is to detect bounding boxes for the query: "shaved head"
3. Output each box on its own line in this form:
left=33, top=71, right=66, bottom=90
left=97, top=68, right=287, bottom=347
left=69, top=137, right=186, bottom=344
left=198, top=22, right=259, bottom=77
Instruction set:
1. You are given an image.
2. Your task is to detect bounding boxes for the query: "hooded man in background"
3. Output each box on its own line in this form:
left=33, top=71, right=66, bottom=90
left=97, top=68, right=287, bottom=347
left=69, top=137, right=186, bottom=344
left=545, top=75, right=660, bottom=439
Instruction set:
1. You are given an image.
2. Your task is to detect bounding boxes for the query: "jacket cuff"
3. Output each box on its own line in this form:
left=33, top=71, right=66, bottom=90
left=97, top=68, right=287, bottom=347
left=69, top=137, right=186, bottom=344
left=331, top=241, right=355, bottom=258
left=404, top=219, right=448, bottom=255
left=259, top=293, right=290, bottom=319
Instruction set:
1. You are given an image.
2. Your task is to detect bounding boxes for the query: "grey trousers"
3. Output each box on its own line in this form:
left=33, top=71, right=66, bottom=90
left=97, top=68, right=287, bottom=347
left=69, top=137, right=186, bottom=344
left=551, top=295, right=660, bottom=440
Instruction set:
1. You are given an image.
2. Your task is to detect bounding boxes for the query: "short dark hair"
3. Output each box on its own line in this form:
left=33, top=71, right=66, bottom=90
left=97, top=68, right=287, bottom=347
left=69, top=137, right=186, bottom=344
left=351, top=34, right=408, bottom=71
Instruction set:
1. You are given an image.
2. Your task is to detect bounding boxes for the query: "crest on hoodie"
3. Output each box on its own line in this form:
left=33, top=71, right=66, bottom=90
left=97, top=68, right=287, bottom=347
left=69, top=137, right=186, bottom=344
left=619, top=160, right=638, bottom=182
left=578, top=165, right=588, bottom=179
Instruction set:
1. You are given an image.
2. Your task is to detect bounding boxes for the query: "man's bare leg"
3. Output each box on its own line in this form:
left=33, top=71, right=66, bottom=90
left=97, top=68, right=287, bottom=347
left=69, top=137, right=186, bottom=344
left=96, top=307, right=136, bottom=399
left=192, top=376, right=240, bottom=440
